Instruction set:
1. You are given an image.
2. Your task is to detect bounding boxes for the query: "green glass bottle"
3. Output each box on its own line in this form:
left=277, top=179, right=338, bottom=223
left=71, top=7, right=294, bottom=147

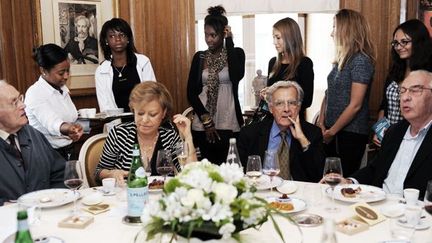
left=124, top=144, right=149, bottom=224
left=15, top=210, right=33, bottom=243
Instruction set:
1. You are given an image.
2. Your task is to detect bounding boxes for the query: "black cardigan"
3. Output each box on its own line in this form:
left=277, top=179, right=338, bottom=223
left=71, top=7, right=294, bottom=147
left=267, top=56, right=314, bottom=114
left=186, top=37, right=245, bottom=127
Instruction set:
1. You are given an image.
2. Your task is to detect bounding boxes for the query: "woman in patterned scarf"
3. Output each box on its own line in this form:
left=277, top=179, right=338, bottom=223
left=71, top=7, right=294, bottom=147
left=187, top=5, right=245, bottom=165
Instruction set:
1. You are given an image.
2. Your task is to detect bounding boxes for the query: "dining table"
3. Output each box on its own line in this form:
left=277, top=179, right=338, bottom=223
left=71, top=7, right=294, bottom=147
left=1, top=180, right=431, bottom=243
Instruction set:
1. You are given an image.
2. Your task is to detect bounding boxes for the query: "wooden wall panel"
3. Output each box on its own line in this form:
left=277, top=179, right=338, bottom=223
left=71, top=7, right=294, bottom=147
left=0, top=0, right=40, bottom=93
left=120, top=0, right=195, bottom=115
left=340, top=0, right=401, bottom=120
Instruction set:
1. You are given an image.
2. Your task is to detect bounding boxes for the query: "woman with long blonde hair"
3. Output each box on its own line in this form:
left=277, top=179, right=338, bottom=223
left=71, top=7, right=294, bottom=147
left=317, top=9, right=376, bottom=176
left=267, top=17, right=314, bottom=118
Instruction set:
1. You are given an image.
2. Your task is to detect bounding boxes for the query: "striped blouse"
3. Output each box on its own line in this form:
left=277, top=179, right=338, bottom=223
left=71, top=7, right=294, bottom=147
left=94, top=121, right=181, bottom=182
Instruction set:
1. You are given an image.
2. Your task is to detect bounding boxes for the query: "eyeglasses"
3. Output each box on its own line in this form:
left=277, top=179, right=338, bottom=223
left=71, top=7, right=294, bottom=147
left=107, top=32, right=127, bottom=40
left=391, top=39, right=412, bottom=48
left=272, top=99, right=300, bottom=109
left=399, top=84, right=432, bottom=97
left=1, top=94, right=24, bottom=109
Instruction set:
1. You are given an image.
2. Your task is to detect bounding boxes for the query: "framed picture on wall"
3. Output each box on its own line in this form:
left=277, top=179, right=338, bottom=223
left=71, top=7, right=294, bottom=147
left=53, top=0, right=102, bottom=76
left=40, top=0, right=114, bottom=85
left=419, top=0, right=432, bottom=37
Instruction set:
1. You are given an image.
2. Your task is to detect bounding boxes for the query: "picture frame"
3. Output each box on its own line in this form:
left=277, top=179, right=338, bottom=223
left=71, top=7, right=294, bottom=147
left=53, top=0, right=101, bottom=76
left=419, top=0, right=432, bottom=37
left=40, top=0, right=114, bottom=85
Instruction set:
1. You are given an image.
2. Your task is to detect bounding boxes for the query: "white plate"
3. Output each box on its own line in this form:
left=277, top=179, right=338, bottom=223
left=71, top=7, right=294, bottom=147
left=18, top=189, right=79, bottom=208
left=276, top=181, right=298, bottom=194
left=381, top=203, right=405, bottom=218
left=397, top=217, right=431, bottom=230
left=268, top=197, right=307, bottom=213
left=325, top=184, right=386, bottom=203
left=255, top=175, right=283, bottom=190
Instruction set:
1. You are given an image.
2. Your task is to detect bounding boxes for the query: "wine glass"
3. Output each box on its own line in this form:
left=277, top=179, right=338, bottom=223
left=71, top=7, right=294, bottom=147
left=175, top=141, right=189, bottom=169
left=323, top=157, right=343, bottom=213
left=156, top=149, right=174, bottom=181
left=246, top=155, right=262, bottom=186
left=262, top=150, right=280, bottom=193
left=64, top=160, right=83, bottom=216
left=424, top=180, right=432, bottom=216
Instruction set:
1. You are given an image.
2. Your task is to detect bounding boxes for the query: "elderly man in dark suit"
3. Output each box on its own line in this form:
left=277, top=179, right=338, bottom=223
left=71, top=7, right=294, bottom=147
left=238, top=81, right=325, bottom=182
left=0, top=81, right=65, bottom=205
left=348, top=70, right=432, bottom=198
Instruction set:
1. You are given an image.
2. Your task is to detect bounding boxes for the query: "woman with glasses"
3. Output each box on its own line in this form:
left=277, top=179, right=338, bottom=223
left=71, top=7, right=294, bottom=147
left=187, top=5, right=245, bottom=165
left=373, top=19, right=432, bottom=146
left=266, top=17, right=314, bottom=119
left=96, top=18, right=156, bottom=112
left=317, top=9, right=376, bottom=177
left=25, top=43, right=83, bottom=160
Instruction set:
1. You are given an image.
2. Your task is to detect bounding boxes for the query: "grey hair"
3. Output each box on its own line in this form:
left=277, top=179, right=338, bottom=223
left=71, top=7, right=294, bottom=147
left=75, top=15, right=90, bottom=27
left=0, top=79, right=8, bottom=86
left=266, top=80, right=304, bottom=104
left=407, top=70, right=432, bottom=86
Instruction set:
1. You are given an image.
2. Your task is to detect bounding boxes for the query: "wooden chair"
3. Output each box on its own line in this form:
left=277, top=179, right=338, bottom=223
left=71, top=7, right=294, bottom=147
left=78, top=133, right=107, bottom=188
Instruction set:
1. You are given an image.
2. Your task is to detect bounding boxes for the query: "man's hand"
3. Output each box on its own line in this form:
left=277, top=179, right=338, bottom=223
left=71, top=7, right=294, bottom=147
left=323, top=129, right=335, bottom=144
left=204, top=126, right=220, bottom=144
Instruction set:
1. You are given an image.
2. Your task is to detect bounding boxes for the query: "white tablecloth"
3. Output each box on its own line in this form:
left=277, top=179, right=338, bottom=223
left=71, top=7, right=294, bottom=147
left=1, top=182, right=431, bottom=243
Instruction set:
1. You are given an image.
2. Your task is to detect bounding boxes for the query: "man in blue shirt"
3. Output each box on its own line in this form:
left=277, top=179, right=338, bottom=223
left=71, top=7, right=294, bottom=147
left=238, top=81, right=325, bottom=182
left=0, top=81, right=65, bottom=205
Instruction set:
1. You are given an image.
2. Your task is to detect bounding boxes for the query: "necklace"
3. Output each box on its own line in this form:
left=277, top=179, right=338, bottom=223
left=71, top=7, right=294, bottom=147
left=138, top=132, right=159, bottom=159
left=113, top=64, right=126, bottom=77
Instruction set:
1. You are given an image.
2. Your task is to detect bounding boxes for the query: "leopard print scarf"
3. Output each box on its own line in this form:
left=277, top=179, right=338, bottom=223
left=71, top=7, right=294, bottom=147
left=205, top=48, right=227, bottom=116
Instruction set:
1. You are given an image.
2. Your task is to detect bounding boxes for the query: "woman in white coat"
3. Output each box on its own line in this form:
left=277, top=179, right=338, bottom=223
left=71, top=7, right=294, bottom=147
left=96, top=18, right=156, bottom=112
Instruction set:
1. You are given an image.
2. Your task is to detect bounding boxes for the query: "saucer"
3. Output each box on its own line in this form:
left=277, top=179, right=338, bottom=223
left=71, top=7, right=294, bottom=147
left=381, top=203, right=405, bottom=218
left=397, top=217, right=431, bottom=230
left=276, top=181, right=298, bottom=194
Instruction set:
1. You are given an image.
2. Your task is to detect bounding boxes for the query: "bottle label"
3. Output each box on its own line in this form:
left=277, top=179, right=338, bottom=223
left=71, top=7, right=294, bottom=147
left=127, top=187, right=149, bottom=217
left=135, top=167, right=146, bottom=178
left=17, top=220, right=29, bottom=231
left=132, top=149, right=140, bottom=156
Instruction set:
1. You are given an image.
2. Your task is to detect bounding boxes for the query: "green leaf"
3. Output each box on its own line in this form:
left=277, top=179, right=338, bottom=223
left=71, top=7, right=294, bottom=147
left=208, top=171, right=224, bottom=182
left=269, top=214, right=286, bottom=243
left=164, top=178, right=180, bottom=193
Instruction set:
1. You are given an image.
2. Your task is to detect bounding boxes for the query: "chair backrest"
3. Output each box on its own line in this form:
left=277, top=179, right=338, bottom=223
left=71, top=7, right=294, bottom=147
left=78, top=133, right=107, bottom=188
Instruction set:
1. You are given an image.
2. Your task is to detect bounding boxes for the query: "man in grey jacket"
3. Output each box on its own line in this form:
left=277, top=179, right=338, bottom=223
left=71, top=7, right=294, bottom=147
left=0, top=80, right=65, bottom=205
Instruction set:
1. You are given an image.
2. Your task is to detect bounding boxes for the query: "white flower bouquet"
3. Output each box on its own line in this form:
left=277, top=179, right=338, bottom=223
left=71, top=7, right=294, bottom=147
left=142, top=160, right=291, bottom=242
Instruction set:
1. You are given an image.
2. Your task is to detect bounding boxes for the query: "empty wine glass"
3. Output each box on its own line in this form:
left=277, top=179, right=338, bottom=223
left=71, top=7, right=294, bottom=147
left=156, top=149, right=174, bottom=181
left=424, top=180, right=432, bottom=216
left=323, top=157, right=343, bottom=213
left=246, top=155, right=262, bottom=186
left=175, top=141, right=189, bottom=169
left=64, top=160, right=83, bottom=216
left=262, top=150, right=280, bottom=193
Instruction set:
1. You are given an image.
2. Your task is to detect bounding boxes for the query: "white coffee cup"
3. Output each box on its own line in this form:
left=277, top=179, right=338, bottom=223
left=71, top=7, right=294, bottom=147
left=403, top=188, right=419, bottom=206
left=102, top=178, right=116, bottom=194
left=78, top=108, right=96, bottom=118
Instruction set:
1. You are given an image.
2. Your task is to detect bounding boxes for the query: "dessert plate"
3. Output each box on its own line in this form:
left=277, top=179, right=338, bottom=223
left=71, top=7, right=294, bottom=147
left=326, top=184, right=386, bottom=203
left=18, top=189, right=79, bottom=208
left=255, top=175, right=283, bottom=190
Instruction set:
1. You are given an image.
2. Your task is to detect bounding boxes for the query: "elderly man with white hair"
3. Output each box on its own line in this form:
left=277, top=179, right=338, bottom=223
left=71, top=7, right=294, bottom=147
left=64, top=15, right=98, bottom=64
left=0, top=80, right=65, bottom=205
left=238, top=81, right=325, bottom=182
left=347, top=70, right=432, bottom=198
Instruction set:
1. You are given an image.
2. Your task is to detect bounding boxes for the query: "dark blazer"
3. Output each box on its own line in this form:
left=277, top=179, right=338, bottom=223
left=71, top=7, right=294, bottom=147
left=186, top=37, right=245, bottom=127
left=352, top=120, right=432, bottom=198
left=0, top=125, right=65, bottom=205
left=238, top=117, right=325, bottom=182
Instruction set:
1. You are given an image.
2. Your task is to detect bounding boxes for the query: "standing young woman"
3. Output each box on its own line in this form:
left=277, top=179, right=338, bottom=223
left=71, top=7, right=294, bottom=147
left=187, top=5, right=245, bottom=165
left=96, top=18, right=156, bottom=112
left=25, top=43, right=83, bottom=159
left=267, top=17, right=314, bottom=119
left=373, top=19, right=432, bottom=146
left=317, top=9, right=376, bottom=176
